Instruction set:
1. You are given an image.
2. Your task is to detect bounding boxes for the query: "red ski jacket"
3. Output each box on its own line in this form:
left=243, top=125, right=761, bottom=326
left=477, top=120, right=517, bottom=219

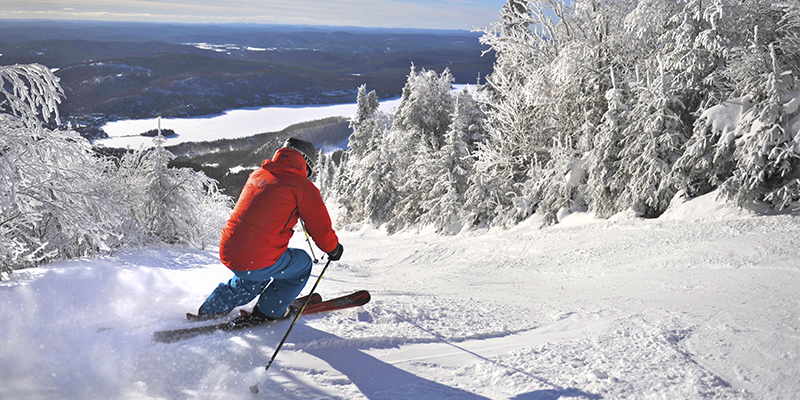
left=219, top=148, right=339, bottom=271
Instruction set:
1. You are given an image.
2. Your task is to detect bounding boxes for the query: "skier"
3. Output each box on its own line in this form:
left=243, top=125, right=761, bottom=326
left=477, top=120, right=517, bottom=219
left=195, top=137, right=343, bottom=322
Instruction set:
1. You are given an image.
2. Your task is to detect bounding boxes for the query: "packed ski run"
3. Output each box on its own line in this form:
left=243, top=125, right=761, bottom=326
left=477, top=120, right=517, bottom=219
left=1, top=191, right=799, bottom=399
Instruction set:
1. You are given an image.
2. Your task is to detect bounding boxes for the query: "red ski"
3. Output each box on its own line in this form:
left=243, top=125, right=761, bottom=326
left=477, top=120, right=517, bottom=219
left=152, top=290, right=370, bottom=343
left=301, top=290, right=370, bottom=315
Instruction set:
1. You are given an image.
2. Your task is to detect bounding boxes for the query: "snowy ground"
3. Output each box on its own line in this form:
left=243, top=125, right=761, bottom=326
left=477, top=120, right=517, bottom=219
left=1, top=192, right=799, bottom=400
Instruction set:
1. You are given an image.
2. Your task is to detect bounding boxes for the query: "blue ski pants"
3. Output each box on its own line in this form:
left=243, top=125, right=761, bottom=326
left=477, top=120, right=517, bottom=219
left=200, top=248, right=312, bottom=319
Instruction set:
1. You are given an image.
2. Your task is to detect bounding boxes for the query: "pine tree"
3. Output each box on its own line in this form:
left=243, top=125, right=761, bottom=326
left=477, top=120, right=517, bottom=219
left=116, top=127, right=232, bottom=248
left=332, top=0, right=798, bottom=231
left=1, top=64, right=123, bottom=274
left=383, top=67, right=455, bottom=231
left=670, top=94, right=756, bottom=198
left=585, top=76, right=629, bottom=218
left=418, top=97, right=475, bottom=233
left=475, top=0, right=639, bottom=226
left=392, top=66, right=455, bottom=151
left=669, top=3, right=799, bottom=205
left=778, top=1, right=800, bottom=69
left=470, top=0, right=550, bottom=227
left=347, top=133, right=397, bottom=228
left=452, top=88, right=487, bottom=152
left=338, top=85, right=385, bottom=222
left=314, top=149, right=337, bottom=199
left=719, top=44, right=800, bottom=208
left=336, top=85, right=395, bottom=227
left=618, top=59, right=688, bottom=216
left=657, top=0, right=730, bottom=110
left=387, top=139, right=433, bottom=233
left=523, top=137, right=585, bottom=226
left=349, top=84, right=381, bottom=163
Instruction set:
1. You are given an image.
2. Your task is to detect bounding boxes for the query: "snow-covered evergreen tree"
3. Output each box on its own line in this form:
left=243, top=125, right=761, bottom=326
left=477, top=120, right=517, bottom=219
left=336, top=84, right=395, bottom=227
left=361, top=147, right=398, bottom=226
left=418, top=97, right=475, bottom=233
left=322, top=0, right=800, bottom=233
left=656, top=0, right=731, bottom=110
left=337, top=72, right=485, bottom=232
left=671, top=4, right=798, bottom=202
left=338, top=134, right=396, bottom=228
left=383, top=67, right=455, bottom=231
left=314, top=149, right=339, bottom=199
left=0, top=64, right=232, bottom=276
left=386, top=140, right=432, bottom=233
left=468, top=0, right=555, bottom=227
left=668, top=16, right=763, bottom=199
left=670, top=94, right=755, bottom=197
left=719, top=44, right=800, bottom=208
left=116, top=129, right=232, bottom=248
left=392, top=66, right=454, bottom=150
left=585, top=79, right=629, bottom=218
left=617, top=59, right=688, bottom=216
left=474, top=0, right=639, bottom=225
left=452, top=87, right=487, bottom=151
left=349, top=84, right=381, bottom=163
left=523, top=138, right=586, bottom=226
left=1, top=64, right=123, bottom=274
left=778, top=1, right=800, bottom=69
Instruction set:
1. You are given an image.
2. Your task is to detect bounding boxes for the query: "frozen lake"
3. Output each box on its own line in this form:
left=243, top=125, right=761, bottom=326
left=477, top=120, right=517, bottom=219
left=97, top=99, right=401, bottom=149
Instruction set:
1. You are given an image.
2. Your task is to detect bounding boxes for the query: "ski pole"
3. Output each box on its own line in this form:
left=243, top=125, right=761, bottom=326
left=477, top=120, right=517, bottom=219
left=299, top=218, right=319, bottom=263
left=250, top=257, right=333, bottom=394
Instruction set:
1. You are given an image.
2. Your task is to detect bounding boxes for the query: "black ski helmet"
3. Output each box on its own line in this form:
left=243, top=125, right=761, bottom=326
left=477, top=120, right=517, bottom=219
left=282, top=137, right=317, bottom=177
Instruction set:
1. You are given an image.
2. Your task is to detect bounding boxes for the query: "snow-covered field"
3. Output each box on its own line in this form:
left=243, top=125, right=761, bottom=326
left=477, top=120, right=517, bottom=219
left=1, top=191, right=798, bottom=399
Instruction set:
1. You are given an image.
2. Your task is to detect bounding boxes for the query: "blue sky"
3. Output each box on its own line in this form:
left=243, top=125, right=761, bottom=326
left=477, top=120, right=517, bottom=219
left=0, top=0, right=509, bottom=30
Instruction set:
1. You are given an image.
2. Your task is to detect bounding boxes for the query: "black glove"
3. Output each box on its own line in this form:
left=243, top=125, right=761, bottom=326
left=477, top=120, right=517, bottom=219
left=327, top=243, right=343, bottom=261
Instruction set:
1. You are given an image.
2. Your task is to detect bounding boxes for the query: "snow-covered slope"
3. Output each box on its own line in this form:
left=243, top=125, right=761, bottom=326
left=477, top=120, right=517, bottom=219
left=1, top=191, right=798, bottom=399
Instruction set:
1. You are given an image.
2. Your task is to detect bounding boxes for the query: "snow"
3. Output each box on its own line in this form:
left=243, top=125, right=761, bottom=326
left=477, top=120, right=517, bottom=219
left=701, top=95, right=754, bottom=146
left=789, top=91, right=800, bottom=138
left=2, top=191, right=799, bottom=399
left=783, top=91, right=800, bottom=115
left=792, top=113, right=800, bottom=139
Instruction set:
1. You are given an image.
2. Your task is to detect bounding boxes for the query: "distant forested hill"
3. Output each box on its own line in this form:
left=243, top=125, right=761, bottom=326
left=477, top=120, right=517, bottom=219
left=0, top=21, right=494, bottom=120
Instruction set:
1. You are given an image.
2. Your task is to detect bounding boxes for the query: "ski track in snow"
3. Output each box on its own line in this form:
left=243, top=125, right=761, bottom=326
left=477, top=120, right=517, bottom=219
left=1, top=192, right=799, bottom=399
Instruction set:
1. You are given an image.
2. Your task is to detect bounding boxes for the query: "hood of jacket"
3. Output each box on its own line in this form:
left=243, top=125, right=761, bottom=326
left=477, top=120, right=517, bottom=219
left=263, top=147, right=307, bottom=177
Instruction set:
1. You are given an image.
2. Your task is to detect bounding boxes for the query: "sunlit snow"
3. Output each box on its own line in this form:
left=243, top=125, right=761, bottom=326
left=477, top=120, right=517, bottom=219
left=1, top=192, right=798, bottom=399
